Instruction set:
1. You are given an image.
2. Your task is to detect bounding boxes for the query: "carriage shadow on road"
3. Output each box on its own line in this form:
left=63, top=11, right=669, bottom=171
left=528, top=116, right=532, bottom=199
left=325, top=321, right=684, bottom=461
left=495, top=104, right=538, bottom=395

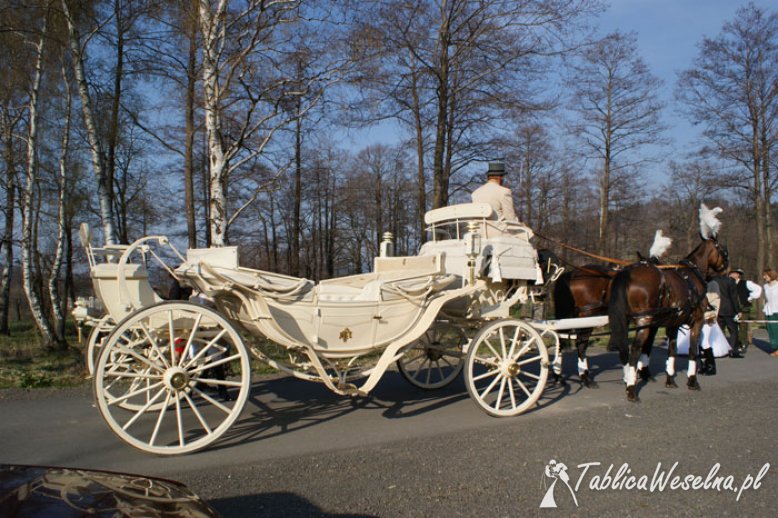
left=210, top=350, right=635, bottom=453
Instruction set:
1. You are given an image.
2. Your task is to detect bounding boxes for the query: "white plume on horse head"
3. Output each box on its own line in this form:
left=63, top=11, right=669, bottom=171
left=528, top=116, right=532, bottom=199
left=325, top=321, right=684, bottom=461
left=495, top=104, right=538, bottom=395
left=699, top=203, right=723, bottom=239
left=649, top=230, right=672, bottom=259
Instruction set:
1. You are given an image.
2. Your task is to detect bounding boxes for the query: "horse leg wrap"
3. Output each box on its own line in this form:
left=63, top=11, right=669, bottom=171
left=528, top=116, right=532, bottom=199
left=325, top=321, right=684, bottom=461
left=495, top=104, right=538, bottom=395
left=577, top=357, right=589, bottom=376
left=624, top=365, right=637, bottom=387
left=687, top=360, right=697, bottom=377
left=636, top=354, right=649, bottom=372
left=553, top=354, right=563, bottom=376
left=665, top=356, right=676, bottom=376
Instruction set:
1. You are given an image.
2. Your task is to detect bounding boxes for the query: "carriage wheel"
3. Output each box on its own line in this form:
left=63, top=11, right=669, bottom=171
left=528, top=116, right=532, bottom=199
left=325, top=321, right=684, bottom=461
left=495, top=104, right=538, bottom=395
left=397, top=321, right=467, bottom=389
left=464, top=319, right=548, bottom=417
left=86, top=315, right=116, bottom=377
left=94, top=301, right=251, bottom=455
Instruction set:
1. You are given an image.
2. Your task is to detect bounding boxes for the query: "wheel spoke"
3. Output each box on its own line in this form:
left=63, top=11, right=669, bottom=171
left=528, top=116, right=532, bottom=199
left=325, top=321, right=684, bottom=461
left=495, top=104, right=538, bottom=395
left=516, top=354, right=542, bottom=367
left=483, top=338, right=502, bottom=361
left=168, top=310, right=176, bottom=367
left=520, top=371, right=541, bottom=381
left=109, top=343, right=165, bottom=374
left=412, top=358, right=431, bottom=380
left=507, top=326, right=520, bottom=359
left=121, top=386, right=167, bottom=430
left=514, top=377, right=533, bottom=398
left=425, top=364, right=432, bottom=385
left=103, top=370, right=162, bottom=381
left=191, top=386, right=232, bottom=414
left=178, top=312, right=203, bottom=367
left=138, top=321, right=171, bottom=369
left=474, top=356, right=499, bottom=368
left=189, top=353, right=241, bottom=375
left=175, top=396, right=185, bottom=447
left=184, top=329, right=228, bottom=369
left=191, top=377, right=243, bottom=387
left=108, top=381, right=165, bottom=407
left=499, top=328, right=507, bottom=359
left=149, top=391, right=173, bottom=446
left=182, top=391, right=212, bottom=435
left=494, top=377, right=507, bottom=410
left=435, top=360, right=444, bottom=382
left=472, top=368, right=499, bottom=382
left=479, top=373, right=501, bottom=400
left=507, top=377, right=517, bottom=409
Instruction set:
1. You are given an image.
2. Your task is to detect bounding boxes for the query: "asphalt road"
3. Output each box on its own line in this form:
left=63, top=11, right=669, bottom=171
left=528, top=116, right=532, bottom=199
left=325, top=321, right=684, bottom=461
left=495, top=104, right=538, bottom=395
left=2, top=334, right=777, bottom=517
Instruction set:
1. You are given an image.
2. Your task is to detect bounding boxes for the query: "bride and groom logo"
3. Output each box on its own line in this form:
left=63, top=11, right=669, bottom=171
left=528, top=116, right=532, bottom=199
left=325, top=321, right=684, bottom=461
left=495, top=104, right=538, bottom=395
left=540, top=459, right=578, bottom=508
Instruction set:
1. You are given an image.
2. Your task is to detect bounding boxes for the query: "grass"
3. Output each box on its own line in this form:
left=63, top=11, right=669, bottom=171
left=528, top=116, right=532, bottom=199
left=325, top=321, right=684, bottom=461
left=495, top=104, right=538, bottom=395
left=0, top=320, right=88, bottom=389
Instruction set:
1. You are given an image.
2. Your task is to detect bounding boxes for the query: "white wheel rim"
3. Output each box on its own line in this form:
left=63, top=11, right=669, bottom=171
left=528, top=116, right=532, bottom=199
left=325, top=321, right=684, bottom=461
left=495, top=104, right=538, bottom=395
left=398, top=322, right=467, bottom=389
left=94, top=302, right=251, bottom=455
left=465, top=320, right=548, bottom=417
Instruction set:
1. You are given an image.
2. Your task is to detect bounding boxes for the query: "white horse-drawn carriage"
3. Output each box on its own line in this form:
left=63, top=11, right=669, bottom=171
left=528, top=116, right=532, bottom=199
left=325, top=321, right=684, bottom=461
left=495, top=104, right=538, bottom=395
left=79, top=203, right=606, bottom=455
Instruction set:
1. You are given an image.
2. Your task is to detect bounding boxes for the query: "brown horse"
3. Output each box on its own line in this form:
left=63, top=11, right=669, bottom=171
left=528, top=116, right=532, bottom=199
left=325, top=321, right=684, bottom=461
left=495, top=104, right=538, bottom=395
left=553, top=264, right=616, bottom=387
left=607, top=237, right=728, bottom=402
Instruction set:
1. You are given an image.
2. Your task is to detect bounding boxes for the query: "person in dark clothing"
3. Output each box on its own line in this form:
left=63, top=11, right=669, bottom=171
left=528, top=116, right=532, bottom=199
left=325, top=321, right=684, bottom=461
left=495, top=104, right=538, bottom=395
left=713, top=271, right=742, bottom=358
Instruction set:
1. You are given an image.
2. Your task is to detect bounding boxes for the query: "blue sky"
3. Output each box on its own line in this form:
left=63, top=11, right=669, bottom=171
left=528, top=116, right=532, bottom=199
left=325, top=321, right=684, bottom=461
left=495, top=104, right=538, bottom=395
left=344, top=1, right=775, bottom=185
left=599, top=0, right=774, bottom=160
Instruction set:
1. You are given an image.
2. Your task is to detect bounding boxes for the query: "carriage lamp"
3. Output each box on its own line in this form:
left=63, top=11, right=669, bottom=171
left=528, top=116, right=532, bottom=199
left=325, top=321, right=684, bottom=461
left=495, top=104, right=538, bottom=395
left=465, top=221, right=482, bottom=286
left=380, top=232, right=395, bottom=257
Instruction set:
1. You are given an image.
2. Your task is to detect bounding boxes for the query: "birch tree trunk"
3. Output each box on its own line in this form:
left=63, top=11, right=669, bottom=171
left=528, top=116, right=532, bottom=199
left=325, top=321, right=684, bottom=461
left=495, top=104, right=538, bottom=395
left=48, top=61, right=73, bottom=345
left=198, top=0, right=229, bottom=246
left=61, top=0, right=117, bottom=245
left=21, top=13, right=61, bottom=347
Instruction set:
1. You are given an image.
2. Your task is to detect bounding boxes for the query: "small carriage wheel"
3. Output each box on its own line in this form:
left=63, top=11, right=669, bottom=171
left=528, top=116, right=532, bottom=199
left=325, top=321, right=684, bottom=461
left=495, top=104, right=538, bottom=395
left=464, top=319, right=548, bottom=417
left=397, top=321, right=467, bottom=389
left=86, top=314, right=116, bottom=377
left=94, top=301, right=251, bottom=455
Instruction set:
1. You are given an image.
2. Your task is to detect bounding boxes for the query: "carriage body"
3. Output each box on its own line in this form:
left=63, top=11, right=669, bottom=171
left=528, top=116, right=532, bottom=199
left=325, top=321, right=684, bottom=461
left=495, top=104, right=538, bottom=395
left=85, top=203, right=571, bottom=455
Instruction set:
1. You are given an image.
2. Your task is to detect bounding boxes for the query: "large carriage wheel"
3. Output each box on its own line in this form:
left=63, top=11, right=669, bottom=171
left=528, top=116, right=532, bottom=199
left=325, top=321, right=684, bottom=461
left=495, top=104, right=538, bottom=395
left=464, top=319, right=548, bottom=417
left=86, top=314, right=116, bottom=377
left=397, top=321, right=468, bottom=389
left=94, top=301, right=251, bottom=455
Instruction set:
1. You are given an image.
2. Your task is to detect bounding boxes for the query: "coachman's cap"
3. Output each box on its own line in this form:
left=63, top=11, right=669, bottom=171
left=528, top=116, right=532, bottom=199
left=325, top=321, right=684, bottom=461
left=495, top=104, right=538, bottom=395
left=733, top=268, right=745, bottom=276
left=487, top=161, right=506, bottom=176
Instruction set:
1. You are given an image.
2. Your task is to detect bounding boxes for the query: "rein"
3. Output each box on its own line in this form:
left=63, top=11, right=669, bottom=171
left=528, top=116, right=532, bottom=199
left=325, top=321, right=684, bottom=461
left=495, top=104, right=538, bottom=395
left=534, top=230, right=700, bottom=271
left=533, top=231, right=631, bottom=266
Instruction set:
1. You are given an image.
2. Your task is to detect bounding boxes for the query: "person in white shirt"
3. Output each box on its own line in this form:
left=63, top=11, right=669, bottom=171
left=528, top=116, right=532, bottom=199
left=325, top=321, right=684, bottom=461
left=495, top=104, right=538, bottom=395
left=471, top=161, right=520, bottom=223
left=761, top=268, right=778, bottom=356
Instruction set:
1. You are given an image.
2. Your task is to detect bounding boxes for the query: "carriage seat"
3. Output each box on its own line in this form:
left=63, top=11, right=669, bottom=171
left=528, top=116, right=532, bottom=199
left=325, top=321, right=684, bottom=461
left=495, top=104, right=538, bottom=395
left=316, top=254, right=447, bottom=302
left=424, top=202, right=533, bottom=241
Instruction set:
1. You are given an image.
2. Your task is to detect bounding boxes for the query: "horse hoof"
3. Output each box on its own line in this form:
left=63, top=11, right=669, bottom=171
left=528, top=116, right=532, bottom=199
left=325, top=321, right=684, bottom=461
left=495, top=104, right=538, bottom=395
left=665, top=375, right=677, bottom=388
left=687, top=376, right=701, bottom=391
left=638, top=367, right=652, bottom=382
left=585, top=379, right=600, bottom=389
left=626, top=386, right=638, bottom=402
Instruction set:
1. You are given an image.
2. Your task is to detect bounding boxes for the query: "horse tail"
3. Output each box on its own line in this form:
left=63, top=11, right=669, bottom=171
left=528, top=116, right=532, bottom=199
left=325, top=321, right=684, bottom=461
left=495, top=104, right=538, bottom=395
left=553, top=271, right=576, bottom=319
left=607, top=269, right=631, bottom=355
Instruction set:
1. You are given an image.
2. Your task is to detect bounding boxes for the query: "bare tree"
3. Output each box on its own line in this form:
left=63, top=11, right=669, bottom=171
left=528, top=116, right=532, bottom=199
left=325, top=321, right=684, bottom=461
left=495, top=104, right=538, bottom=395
left=197, top=0, right=341, bottom=246
left=568, top=31, right=666, bottom=255
left=504, top=121, right=560, bottom=230
left=677, top=3, right=778, bottom=277
left=351, top=0, right=601, bottom=217
left=20, top=7, right=68, bottom=348
left=0, top=102, right=22, bottom=336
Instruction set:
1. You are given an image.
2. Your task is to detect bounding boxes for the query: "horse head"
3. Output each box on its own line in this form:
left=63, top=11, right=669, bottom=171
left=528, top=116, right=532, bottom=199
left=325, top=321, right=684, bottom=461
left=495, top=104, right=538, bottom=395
left=706, top=237, right=729, bottom=275
left=691, top=235, right=728, bottom=279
